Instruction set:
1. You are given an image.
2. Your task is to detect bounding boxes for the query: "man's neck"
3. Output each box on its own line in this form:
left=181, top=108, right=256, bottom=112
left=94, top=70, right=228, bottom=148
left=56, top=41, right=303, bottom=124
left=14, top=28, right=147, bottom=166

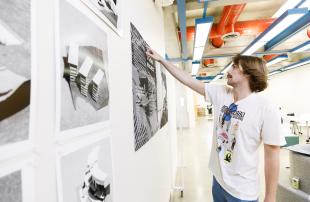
left=232, top=82, right=252, bottom=102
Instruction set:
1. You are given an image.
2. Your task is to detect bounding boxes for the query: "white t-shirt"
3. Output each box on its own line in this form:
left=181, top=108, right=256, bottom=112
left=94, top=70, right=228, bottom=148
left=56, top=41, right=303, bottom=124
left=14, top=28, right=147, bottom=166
left=205, top=84, right=286, bottom=200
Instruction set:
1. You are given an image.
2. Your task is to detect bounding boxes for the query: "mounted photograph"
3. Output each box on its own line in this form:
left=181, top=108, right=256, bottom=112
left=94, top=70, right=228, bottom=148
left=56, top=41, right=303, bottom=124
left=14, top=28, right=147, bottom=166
left=130, top=23, right=168, bottom=151
left=57, top=138, right=114, bottom=202
left=56, top=0, right=110, bottom=135
left=80, top=0, right=122, bottom=34
left=0, top=0, right=32, bottom=147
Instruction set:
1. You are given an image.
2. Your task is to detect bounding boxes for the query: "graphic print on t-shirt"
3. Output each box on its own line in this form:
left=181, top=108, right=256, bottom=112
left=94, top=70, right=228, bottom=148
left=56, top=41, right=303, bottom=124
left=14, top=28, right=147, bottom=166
left=216, top=103, right=245, bottom=163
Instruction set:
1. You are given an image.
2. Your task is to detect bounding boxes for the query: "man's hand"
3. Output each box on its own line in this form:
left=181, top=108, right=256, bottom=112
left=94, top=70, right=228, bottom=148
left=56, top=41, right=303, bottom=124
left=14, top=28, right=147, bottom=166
left=146, top=48, right=163, bottom=62
left=145, top=47, right=206, bottom=96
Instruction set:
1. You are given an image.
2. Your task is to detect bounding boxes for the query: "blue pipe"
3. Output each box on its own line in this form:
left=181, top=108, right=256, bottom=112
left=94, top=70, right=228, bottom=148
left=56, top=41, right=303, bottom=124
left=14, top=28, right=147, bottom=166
left=177, top=0, right=188, bottom=58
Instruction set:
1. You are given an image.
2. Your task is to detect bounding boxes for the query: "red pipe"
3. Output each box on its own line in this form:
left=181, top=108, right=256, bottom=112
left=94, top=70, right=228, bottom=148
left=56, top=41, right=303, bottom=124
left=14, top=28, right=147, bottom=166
left=185, top=27, right=195, bottom=41
left=307, top=28, right=310, bottom=38
left=225, top=19, right=275, bottom=37
left=211, top=4, right=246, bottom=48
left=178, top=19, right=275, bottom=41
left=203, top=58, right=215, bottom=67
left=263, top=54, right=278, bottom=61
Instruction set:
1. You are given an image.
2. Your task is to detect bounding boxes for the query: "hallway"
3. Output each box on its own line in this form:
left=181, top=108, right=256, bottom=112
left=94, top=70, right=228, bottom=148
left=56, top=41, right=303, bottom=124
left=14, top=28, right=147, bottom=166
left=171, top=117, right=290, bottom=202
left=172, top=117, right=214, bottom=202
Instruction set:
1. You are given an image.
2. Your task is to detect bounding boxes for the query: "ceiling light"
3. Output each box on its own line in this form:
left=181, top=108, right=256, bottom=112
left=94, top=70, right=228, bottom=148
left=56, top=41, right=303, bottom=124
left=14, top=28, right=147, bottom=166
left=291, top=40, right=310, bottom=52
left=221, top=63, right=232, bottom=74
left=266, top=55, right=288, bottom=67
left=191, top=63, right=200, bottom=76
left=298, top=0, right=310, bottom=9
left=242, top=8, right=307, bottom=55
left=193, top=47, right=205, bottom=61
left=268, top=57, right=310, bottom=77
left=0, top=19, right=23, bottom=46
left=265, top=10, right=310, bottom=51
left=194, top=17, right=214, bottom=47
left=282, top=57, right=310, bottom=71
left=268, top=70, right=282, bottom=77
left=212, top=74, right=223, bottom=82
left=192, top=16, right=214, bottom=61
left=273, top=0, right=302, bottom=18
left=242, top=41, right=265, bottom=55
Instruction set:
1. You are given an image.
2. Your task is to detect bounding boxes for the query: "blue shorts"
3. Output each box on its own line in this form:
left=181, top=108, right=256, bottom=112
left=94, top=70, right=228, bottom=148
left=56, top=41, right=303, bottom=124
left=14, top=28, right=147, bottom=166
left=212, top=177, right=258, bottom=202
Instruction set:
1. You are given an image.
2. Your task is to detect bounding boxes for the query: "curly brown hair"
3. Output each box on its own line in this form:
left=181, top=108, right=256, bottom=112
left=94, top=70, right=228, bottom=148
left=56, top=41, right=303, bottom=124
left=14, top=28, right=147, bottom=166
left=232, top=54, right=268, bottom=92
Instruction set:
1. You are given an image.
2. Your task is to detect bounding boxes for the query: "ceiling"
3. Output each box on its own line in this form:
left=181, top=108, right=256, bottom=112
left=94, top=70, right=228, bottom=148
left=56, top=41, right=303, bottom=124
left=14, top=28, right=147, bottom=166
left=167, top=0, right=310, bottom=79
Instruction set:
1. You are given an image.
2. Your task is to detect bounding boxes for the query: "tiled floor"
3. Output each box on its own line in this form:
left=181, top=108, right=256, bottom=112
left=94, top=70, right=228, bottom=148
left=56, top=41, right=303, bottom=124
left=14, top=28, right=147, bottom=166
left=171, top=117, right=294, bottom=202
left=172, top=117, right=214, bottom=202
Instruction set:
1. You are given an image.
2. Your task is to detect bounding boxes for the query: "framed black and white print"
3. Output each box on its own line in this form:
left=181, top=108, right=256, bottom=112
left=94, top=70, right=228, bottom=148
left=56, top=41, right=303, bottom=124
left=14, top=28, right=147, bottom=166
left=80, top=0, right=122, bottom=35
left=0, top=159, right=34, bottom=202
left=0, top=0, right=33, bottom=148
left=55, top=0, right=110, bottom=138
left=56, top=136, right=114, bottom=202
left=0, top=170, right=23, bottom=202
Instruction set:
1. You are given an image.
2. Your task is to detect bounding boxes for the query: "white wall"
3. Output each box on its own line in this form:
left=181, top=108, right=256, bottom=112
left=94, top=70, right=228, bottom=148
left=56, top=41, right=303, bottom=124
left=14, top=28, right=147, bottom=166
left=111, top=1, right=175, bottom=202
left=186, top=87, right=196, bottom=128
left=262, top=64, right=310, bottom=115
left=0, top=1, right=178, bottom=202
left=175, top=80, right=190, bottom=128
left=167, top=73, right=178, bottom=191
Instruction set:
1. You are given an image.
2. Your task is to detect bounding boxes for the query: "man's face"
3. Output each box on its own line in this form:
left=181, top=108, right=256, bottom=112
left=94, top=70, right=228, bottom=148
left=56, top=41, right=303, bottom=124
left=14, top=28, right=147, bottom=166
left=226, top=63, right=249, bottom=87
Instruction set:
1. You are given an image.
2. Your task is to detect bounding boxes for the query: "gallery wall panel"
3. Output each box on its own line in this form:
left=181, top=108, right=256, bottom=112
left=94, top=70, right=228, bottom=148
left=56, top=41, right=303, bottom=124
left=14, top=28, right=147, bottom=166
left=0, top=0, right=177, bottom=201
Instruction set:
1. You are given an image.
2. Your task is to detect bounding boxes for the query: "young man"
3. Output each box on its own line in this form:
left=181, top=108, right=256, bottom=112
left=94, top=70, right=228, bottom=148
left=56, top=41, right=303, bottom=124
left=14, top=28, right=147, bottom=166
left=146, top=49, right=286, bottom=202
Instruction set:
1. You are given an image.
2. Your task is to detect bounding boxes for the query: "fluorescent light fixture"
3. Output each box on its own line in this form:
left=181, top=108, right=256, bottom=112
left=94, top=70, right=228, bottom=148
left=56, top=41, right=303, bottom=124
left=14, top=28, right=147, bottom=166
left=266, top=55, right=288, bottom=67
left=242, top=41, right=265, bottom=55
left=193, top=47, right=205, bottom=61
left=291, top=40, right=310, bottom=52
left=260, top=13, right=304, bottom=42
left=0, top=19, right=23, bottom=46
left=212, top=74, right=223, bottom=82
left=193, top=17, right=214, bottom=47
left=268, top=57, right=310, bottom=77
left=242, top=8, right=307, bottom=56
left=221, top=63, right=233, bottom=74
left=273, top=0, right=301, bottom=18
left=268, top=70, right=282, bottom=77
left=192, top=16, right=214, bottom=61
left=191, top=63, right=200, bottom=76
left=282, top=57, right=310, bottom=71
left=298, top=0, right=310, bottom=9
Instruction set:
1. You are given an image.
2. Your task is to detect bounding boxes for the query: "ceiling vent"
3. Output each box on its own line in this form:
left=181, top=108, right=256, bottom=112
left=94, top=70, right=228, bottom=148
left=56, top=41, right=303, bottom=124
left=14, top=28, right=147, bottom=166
left=221, top=32, right=241, bottom=42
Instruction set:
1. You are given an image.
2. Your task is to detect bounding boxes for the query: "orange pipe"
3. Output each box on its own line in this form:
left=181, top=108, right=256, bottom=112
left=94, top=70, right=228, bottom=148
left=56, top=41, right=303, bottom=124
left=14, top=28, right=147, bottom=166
left=203, top=58, right=214, bottom=67
left=178, top=19, right=275, bottom=41
left=212, top=4, right=246, bottom=48
left=216, top=6, right=235, bottom=36
left=179, top=26, right=195, bottom=41
left=263, top=54, right=278, bottom=61
left=226, top=19, right=275, bottom=37
left=199, top=72, right=208, bottom=76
